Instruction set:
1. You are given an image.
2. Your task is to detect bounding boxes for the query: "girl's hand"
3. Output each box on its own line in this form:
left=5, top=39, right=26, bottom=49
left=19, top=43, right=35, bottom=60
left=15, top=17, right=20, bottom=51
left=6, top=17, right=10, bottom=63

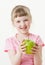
left=32, top=44, right=42, bottom=65
left=18, top=41, right=26, bottom=54
left=31, top=44, right=39, bottom=55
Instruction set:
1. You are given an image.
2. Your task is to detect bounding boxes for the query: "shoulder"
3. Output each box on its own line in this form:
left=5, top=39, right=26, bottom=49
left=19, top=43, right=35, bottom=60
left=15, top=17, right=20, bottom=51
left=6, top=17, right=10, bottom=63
left=6, top=35, right=17, bottom=43
left=29, top=33, right=42, bottom=43
left=30, top=33, right=39, bottom=39
left=30, top=33, right=45, bottom=46
left=6, top=36, right=14, bottom=42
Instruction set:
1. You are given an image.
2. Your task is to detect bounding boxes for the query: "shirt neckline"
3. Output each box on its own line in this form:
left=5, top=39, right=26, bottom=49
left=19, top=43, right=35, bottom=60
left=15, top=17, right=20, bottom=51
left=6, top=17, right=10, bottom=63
left=15, top=33, right=31, bottom=44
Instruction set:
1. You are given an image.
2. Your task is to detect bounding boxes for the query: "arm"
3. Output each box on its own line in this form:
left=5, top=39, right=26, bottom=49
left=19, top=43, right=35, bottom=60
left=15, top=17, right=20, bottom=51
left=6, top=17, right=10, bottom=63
left=8, top=50, right=22, bottom=65
left=7, top=41, right=26, bottom=65
left=34, top=46, right=42, bottom=65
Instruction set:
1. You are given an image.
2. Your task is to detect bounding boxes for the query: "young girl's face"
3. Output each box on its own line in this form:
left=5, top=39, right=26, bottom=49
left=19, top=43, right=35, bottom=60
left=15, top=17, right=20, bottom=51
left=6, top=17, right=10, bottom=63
left=13, top=16, right=31, bottom=34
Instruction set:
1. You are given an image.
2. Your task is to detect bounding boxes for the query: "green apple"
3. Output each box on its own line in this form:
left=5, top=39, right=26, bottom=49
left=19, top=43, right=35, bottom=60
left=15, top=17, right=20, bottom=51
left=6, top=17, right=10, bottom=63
left=23, top=39, right=36, bottom=54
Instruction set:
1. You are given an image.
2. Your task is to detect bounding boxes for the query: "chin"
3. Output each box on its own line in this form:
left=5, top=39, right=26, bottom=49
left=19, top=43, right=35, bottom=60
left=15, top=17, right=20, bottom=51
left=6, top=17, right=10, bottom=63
left=20, top=31, right=28, bottom=34
left=18, top=29, right=29, bottom=34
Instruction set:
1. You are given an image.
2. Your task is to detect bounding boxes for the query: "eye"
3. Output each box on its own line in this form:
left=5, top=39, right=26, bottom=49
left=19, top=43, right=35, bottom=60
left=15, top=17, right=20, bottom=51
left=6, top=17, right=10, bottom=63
left=24, top=19, right=28, bottom=21
left=17, top=21, right=20, bottom=23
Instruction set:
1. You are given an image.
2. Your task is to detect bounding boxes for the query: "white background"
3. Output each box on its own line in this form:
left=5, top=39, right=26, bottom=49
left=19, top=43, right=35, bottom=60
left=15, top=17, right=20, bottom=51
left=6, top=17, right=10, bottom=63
left=0, top=0, right=45, bottom=65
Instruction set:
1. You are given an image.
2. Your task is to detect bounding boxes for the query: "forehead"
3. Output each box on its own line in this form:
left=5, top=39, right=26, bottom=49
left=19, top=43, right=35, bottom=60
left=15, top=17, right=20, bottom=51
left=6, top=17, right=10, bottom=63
left=14, top=16, right=29, bottom=21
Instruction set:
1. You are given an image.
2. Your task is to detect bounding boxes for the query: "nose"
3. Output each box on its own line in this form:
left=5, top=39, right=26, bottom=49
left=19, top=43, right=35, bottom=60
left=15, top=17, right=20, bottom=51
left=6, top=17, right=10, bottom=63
left=20, top=21, right=25, bottom=27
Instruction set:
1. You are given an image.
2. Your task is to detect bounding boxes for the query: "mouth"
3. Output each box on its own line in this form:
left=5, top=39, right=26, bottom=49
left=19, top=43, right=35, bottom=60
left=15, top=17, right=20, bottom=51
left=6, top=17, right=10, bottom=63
left=20, top=26, right=27, bottom=30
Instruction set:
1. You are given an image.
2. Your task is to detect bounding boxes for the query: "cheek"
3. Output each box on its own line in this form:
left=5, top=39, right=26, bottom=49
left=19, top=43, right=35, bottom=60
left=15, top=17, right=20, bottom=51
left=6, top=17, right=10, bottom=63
left=16, top=25, right=19, bottom=28
left=13, top=22, right=19, bottom=28
left=26, top=21, right=31, bottom=26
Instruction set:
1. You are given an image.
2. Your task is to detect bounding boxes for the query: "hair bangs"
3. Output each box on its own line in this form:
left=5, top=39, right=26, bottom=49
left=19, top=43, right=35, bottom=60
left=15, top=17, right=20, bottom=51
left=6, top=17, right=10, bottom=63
left=14, top=8, right=28, bottom=17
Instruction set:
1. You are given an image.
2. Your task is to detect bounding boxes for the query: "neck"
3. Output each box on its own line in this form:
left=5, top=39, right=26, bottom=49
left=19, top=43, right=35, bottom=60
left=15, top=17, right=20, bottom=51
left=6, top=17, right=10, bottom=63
left=16, top=32, right=30, bottom=43
left=18, top=32, right=30, bottom=38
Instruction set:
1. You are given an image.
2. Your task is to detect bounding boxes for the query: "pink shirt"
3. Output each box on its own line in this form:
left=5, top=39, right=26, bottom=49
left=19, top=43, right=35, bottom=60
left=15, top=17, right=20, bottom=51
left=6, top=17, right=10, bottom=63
left=4, top=33, right=44, bottom=65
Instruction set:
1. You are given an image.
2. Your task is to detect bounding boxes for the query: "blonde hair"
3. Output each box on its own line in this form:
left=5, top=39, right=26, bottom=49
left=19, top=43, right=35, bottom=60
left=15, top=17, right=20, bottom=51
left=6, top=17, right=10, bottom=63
left=11, top=5, right=32, bottom=22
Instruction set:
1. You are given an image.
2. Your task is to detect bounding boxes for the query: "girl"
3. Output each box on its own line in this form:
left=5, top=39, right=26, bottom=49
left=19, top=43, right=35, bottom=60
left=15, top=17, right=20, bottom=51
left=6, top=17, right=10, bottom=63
left=4, top=5, right=44, bottom=65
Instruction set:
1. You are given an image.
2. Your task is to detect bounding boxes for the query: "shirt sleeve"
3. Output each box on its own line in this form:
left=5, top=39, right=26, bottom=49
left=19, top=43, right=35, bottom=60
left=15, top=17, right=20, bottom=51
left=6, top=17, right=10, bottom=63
left=36, top=35, right=45, bottom=47
left=4, top=38, right=16, bottom=52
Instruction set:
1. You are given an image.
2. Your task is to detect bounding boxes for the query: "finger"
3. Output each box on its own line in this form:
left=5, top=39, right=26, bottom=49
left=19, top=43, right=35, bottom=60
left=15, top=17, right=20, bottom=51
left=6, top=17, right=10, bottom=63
left=22, top=40, right=25, bottom=42
left=22, top=48, right=26, bottom=52
left=20, top=42, right=25, bottom=46
left=32, top=46, right=39, bottom=51
left=33, top=44, right=39, bottom=49
left=21, top=45, right=26, bottom=49
left=32, top=47, right=39, bottom=51
left=33, top=46, right=39, bottom=49
left=32, top=48, right=36, bottom=52
left=32, top=49, right=39, bottom=54
left=35, top=43, right=38, bottom=46
left=32, top=52, right=36, bottom=54
left=31, top=50, right=37, bottom=55
left=31, top=48, right=39, bottom=54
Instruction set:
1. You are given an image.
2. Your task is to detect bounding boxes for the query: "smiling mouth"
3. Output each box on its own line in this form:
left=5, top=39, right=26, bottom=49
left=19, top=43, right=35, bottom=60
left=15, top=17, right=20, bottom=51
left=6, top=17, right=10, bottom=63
left=20, top=26, right=27, bottom=30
